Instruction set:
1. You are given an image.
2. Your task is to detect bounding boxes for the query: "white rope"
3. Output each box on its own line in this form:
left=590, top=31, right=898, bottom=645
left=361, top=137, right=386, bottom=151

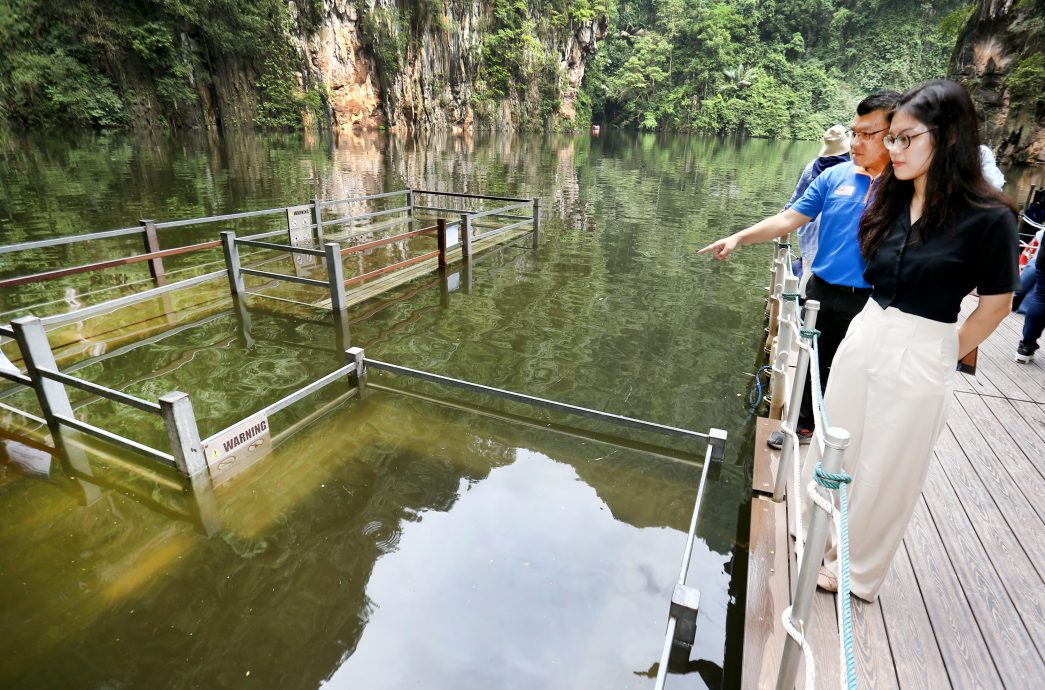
left=782, top=606, right=817, bottom=690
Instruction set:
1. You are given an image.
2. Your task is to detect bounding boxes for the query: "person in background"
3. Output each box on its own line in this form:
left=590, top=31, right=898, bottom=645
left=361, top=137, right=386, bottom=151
left=1016, top=239, right=1045, bottom=362
left=1013, top=228, right=1042, bottom=314
left=979, top=144, right=1006, bottom=190
left=700, top=91, right=901, bottom=450
left=787, top=125, right=851, bottom=282
left=813, top=80, right=1018, bottom=601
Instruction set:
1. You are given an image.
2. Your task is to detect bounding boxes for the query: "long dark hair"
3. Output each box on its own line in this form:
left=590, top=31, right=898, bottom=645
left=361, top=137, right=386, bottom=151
left=858, top=80, right=1015, bottom=257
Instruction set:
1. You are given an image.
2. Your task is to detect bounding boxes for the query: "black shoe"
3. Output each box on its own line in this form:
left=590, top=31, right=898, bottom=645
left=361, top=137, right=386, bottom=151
left=1016, top=344, right=1035, bottom=364
left=767, top=427, right=813, bottom=449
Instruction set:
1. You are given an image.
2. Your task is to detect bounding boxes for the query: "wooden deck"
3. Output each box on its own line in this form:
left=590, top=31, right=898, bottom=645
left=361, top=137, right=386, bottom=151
left=743, top=299, right=1045, bottom=689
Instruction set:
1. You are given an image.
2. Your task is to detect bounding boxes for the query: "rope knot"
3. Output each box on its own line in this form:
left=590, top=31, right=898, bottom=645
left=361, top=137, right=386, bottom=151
left=781, top=292, right=801, bottom=300
left=814, top=462, right=851, bottom=490
left=800, top=327, right=821, bottom=339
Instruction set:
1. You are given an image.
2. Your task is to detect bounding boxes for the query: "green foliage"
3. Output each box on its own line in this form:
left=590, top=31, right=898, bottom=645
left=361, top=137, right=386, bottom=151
left=0, top=0, right=323, bottom=131
left=1005, top=52, right=1045, bottom=107
left=594, top=0, right=968, bottom=138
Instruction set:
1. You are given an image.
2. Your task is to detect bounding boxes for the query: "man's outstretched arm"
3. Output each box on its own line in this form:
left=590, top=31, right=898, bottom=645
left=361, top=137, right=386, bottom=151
left=699, top=208, right=811, bottom=261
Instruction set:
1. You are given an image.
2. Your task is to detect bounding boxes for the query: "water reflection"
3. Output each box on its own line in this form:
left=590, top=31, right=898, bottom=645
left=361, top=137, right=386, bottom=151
left=1, top=127, right=828, bottom=688
left=327, top=449, right=728, bottom=690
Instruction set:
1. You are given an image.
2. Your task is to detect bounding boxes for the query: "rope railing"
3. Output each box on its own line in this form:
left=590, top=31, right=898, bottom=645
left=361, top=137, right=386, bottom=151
left=764, top=237, right=858, bottom=690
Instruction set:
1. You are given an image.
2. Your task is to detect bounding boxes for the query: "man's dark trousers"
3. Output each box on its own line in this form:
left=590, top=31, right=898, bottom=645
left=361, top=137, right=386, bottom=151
left=797, top=273, right=873, bottom=430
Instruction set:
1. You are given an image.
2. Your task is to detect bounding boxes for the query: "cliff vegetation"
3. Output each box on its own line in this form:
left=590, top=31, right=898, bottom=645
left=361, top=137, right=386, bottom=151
left=0, top=0, right=1040, bottom=159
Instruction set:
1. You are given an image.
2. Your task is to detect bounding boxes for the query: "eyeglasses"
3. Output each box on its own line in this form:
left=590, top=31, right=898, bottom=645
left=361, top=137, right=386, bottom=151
left=846, top=127, right=887, bottom=142
left=883, top=129, right=936, bottom=150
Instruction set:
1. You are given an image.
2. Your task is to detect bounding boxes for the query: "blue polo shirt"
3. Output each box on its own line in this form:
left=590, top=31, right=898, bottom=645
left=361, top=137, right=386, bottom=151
left=790, top=161, right=879, bottom=288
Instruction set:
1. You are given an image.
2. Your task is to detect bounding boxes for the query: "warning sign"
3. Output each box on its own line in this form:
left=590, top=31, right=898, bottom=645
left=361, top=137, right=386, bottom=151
left=287, top=205, right=319, bottom=274
left=202, top=412, right=271, bottom=476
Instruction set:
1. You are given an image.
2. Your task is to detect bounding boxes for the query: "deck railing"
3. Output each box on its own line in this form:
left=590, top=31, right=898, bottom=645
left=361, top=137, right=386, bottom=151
left=761, top=239, right=858, bottom=690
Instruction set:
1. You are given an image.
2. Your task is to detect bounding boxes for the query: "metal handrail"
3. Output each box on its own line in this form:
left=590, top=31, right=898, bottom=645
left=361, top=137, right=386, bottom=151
left=365, top=359, right=712, bottom=441
left=473, top=218, right=534, bottom=242
left=414, top=189, right=531, bottom=204
left=241, top=268, right=327, bottom=288
left=234, top=238, right=325, bottom=256
left=344, top=251, right=440, bottom=287
left=0, top=225, right=144, bottom=255
left=53, top=413, right=176, bottom=466
left=320, top=190, right=409, bottom=207
left=319, top=205, right=411, bottom=228
left=466, top=201, right=532, bottom=222
left=154, top=205, right=288, bottom=229
left=0, top=239, right=223, bottom=290
left=37, top=368, right=161, bottom=414
left=339, top=224, right=438, bottom=256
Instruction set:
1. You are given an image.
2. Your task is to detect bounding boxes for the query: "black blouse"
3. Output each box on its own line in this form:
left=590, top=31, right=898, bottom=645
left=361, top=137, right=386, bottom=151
left=865, top=200, right=1020, bottom=323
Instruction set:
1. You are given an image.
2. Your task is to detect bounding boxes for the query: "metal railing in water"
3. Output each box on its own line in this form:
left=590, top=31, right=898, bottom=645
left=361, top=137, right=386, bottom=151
left=761, top=238, right=858, bottom=690
left=0, top=189, right=538, bottom=326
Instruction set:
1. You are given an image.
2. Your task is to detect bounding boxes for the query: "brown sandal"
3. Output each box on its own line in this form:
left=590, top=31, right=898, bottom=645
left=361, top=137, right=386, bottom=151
left=817, top=566, right=838, bottom=593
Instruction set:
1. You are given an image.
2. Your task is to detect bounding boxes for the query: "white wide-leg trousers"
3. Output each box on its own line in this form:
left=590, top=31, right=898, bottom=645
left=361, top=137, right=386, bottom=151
left=801, top=299, right=957, bottom=601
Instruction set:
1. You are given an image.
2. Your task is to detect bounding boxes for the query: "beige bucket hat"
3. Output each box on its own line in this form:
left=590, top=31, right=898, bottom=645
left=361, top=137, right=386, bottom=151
left=818, top=124, right=851, bottom=157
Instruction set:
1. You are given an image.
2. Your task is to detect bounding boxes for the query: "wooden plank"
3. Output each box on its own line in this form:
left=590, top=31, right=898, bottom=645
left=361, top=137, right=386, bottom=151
left=753, top=417, right=782, bottom=495
left=848, top=595, right=899, bottom=689
left=974, top=328, right=1045, bottom=402
left=877, top=543, right=950, bottom=689
left=743, top=495, right=793, bottom=690
left=904, top=497, right=1003, bottom=689
left=920, top=457, right=1043, bottom=685
left=952, top=393, right=1045, bottom=528
left=932, top=434, right=1045, bottom=655
left=982, top=397, right=1045, bottom=481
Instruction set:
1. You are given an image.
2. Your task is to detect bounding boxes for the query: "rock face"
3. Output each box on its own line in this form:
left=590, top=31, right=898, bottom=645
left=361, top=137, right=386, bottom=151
left=295, top=1, right=606, bottom=133
left=949, top=0, right=1045, bottom=164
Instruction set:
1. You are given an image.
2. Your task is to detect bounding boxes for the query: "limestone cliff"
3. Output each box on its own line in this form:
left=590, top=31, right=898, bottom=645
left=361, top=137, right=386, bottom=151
left=949, top=0, right=1045, bottom=164
left=293, top=1, right=606, bottom=133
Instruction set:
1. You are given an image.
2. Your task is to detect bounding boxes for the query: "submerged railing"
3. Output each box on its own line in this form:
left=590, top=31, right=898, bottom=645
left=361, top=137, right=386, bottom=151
left=0, top=189, right=540, bottom=324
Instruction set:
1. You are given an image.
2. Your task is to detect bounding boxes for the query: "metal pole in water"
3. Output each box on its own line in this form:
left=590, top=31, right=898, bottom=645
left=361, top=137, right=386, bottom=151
left=775, top=427, right=851, bottom=690
left=325, top=242, right=347, bottom=313
left=10, top=316, right=73, bottom=437
left=159, top=391, right=207, bottom=478
left=139, top=219, right=167, bottom=286
left=220, top=231, right=245, bottom=295
left=773, top=299, right=820, bottom=502
left=532, top=197, right=541, bottom=248
left=310, top=198, right=325, bottom=246
left=437, top=218, right=448, bottom=267
left=769, top=274, right=799, bottom=420
left=346, top=347, right=367, bottom=400
left=460, top=213, right=472, bottom=259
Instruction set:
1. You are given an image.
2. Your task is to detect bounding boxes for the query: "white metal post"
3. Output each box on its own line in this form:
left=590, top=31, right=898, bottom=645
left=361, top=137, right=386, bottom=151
left=346, top=346, right=366, bottom=399
left=325, top=242, right=347, bottom=313
left=773, top=299, right=820, bottom=502
left=220, top=231, right=245, bottom=295
left=776, top=427, right=851, bottom=690
left=159, top=391, right=207, bottom=478
left=11, top=316, right=72, bottom=435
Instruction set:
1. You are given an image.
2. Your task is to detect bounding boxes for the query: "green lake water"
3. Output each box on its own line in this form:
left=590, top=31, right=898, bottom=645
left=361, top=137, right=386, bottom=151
left=1, top=129, right=1031, bottom=689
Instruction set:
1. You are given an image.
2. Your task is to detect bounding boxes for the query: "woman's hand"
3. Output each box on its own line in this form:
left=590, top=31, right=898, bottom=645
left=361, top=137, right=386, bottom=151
left=699, top=235, right=740, bottom=261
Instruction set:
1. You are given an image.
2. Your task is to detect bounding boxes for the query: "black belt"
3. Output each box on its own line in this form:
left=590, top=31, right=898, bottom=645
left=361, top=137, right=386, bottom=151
left=810, top=273, right=872, bottom=295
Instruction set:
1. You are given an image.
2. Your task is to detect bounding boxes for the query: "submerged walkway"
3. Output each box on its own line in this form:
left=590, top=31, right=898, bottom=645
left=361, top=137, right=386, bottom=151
left=744, top=298, right=1045, bottom=689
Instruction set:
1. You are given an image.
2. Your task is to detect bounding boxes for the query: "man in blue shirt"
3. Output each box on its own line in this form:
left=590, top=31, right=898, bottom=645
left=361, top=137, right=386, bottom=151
left=700, top=91, right=901, bottom=448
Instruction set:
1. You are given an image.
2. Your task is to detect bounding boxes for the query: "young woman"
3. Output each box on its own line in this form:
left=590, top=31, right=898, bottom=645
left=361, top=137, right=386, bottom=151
left=814, top=80, right=1019, bottom=601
